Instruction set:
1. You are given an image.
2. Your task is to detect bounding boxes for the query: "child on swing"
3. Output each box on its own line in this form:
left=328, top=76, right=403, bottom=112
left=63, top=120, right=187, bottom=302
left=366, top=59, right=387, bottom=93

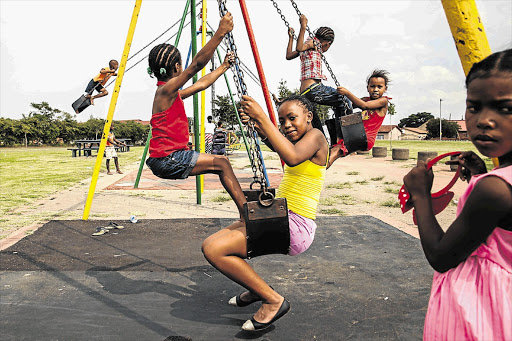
left=145, top=13, right=247, bottom=223
left=285, top=14, right=353, bottom=138
left=403, top=49, right=512, bottom=340
left=328, top=69, right=392, bottom=167
left=202, top=94, right=329, bottom=331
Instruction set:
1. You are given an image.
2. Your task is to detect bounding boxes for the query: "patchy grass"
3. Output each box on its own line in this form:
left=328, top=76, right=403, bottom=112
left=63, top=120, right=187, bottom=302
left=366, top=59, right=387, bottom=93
left=264, top=154, right=280, bottom=160
left=319, top=208, right=346, bottom=215
left=346, top=171, right=359, bottom=176
left=210, top=195, right=231, bottom=203
left=384, top=180, right=401, bottom=186
left=384, top=187, right=399, bottom=194
left=320, top=194, right=356, bottom=206
left=326, top=181, right=353, bottom=189
left=370, top=176, right=385, bottom=181
left=380, top=199, right=401, bottom=208
left=355, top=179, right=369, bottom=185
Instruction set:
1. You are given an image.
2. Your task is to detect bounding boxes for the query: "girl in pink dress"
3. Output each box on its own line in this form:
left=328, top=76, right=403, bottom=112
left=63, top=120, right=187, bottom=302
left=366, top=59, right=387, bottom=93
left=403, top=48, right=512, bottom=341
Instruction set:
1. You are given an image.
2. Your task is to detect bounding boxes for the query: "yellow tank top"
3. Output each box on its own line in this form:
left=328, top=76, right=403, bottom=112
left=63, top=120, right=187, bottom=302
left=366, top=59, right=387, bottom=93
left=93, top=67, right=111, bottom=82
left=276, top=152, right=327, bottom=220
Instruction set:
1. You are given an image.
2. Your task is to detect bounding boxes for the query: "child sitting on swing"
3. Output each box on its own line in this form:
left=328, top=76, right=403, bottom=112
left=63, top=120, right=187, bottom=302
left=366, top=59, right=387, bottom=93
left=328, top=69, right=392, bottom=167
left=202, top=95, right=329, bottom=331
left=145, top=13, right=247, bottom=224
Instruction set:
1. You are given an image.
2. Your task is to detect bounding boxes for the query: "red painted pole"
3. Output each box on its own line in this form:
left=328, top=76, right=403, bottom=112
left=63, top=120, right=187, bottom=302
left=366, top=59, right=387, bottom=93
left=238, top=0, right=277, bottom=127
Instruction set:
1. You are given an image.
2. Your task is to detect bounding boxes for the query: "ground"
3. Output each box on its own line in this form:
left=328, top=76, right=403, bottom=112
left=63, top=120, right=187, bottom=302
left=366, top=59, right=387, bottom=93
left=1, top=149, right=465, bottom=250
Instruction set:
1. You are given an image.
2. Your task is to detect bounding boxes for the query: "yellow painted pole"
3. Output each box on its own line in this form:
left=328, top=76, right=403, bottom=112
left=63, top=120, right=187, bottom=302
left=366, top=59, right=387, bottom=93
left=199, top=0, right=207, bottom=193
left=82, top=0, right=142, bottom=220
left=441, top=0, right=498, bottom=166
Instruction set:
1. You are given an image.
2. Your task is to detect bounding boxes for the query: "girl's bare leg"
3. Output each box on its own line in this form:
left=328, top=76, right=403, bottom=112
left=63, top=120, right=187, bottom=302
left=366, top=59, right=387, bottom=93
left=190, top=153, right=247, bottom=221
left=201, top=226, right=284, bottom=324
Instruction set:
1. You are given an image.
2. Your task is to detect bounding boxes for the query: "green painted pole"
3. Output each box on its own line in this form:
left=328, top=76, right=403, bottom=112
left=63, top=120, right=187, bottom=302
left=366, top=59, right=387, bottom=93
left=191, top=0, right=201, bottom=204
left=134, top=0, right=191, bottom=188
left=214, top=47, right=252, bottom=163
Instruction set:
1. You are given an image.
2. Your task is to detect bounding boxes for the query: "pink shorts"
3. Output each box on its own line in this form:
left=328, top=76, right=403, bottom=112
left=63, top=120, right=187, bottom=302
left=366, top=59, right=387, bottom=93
left=288, top=210, right=317, bottom=256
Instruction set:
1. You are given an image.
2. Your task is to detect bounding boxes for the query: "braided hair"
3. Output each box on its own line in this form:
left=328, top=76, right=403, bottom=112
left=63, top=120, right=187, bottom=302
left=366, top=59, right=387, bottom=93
left=466, top=48, right=512, bottom=88
left=147, top=43, right=181, bottom=81
left=315, top=27, right=335, bottom=43
left=279, top=95, right=324, bottom=133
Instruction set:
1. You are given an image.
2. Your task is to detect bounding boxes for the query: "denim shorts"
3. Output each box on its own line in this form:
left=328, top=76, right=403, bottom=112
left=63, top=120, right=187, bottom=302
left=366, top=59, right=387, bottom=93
left=302, top=83, right=353, bottom=116
left=85, top=79, right=104, bottom=94
left=146, top=150, right=199, bottom=180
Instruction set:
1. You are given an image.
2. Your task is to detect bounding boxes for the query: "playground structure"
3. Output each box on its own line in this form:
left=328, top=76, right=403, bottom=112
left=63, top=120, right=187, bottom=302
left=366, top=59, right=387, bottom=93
left=81, top=0, right=494, bottom=221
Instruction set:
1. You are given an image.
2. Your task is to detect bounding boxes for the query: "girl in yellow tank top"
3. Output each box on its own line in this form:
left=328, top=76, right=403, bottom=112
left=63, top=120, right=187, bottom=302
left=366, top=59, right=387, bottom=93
left=201, top=94, right=328, bottom=331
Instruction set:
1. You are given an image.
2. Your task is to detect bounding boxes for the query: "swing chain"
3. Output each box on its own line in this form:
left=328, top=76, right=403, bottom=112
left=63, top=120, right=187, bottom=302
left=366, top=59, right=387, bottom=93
left=269, top=0, right=297, bottom=40
left=217, top=0, right=268, bottom=191
left=289, top=0, right=340, bottom=87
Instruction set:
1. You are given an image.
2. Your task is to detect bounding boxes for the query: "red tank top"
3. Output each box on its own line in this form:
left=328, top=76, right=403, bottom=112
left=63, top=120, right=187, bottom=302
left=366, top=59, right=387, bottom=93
left=361, top=96, right=391, bottom=149
left=149, top=91, right=189, bottom=158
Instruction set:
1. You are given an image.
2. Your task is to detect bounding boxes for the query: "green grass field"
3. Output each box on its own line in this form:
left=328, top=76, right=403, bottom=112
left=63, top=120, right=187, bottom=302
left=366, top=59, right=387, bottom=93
left=0, top=146, right=144, bottom=218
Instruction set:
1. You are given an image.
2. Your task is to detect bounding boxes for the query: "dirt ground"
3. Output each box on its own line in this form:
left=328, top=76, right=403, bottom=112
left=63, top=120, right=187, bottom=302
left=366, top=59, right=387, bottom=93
left=2, top=150, right=466, bottom=250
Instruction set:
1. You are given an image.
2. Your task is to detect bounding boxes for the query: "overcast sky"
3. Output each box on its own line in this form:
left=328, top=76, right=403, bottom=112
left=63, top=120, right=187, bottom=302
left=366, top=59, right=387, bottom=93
left=1, top=0, right=511, bottom=125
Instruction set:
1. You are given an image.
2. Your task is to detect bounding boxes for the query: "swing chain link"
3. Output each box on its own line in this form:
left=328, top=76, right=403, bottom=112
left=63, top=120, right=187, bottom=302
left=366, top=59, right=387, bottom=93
left=269, top=0, right=297, bottom=40
left=289, top=0, right=340, bottom=87
left=217, top=0, right=268, bottom=191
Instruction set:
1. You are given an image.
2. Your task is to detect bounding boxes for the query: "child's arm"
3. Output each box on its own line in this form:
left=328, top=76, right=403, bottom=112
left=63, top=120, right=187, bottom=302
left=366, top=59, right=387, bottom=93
left=403, top=161, right=512, bottom=273
left=240, top=95, right=325, bottom=167
left=337, top=87, right=389, bottom=115
left=160, top=12, right=233, bottom=95
left=286, top=28, right=299, bottom=60
left=179, top=52, right=234, bottom=100
left=295, top=15, right=315, bottom=52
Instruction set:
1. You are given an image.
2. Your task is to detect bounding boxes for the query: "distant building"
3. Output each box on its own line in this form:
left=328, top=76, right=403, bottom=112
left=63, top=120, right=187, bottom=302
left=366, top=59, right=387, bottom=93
left=377, top=125, right=402, bottom=140
left=400, top=126, right=428, bottom=140
left=448, top=120, right=468, bottom=140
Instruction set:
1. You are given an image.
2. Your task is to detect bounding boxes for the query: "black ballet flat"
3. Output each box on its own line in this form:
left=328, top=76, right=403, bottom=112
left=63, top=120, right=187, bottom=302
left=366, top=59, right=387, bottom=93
left=241, top=298, right=290, bottom=331
left=228, top=293, right=262, bottom=307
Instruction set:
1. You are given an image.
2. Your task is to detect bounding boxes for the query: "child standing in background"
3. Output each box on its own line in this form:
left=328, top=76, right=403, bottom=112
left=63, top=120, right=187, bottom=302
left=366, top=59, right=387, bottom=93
left=145, top=13, right=247, bottom=223
left=202, top=95, right=329, bottom=331
left=205, top=115, right=216, bottom=153
left=403, top=49, right=512, bottom=340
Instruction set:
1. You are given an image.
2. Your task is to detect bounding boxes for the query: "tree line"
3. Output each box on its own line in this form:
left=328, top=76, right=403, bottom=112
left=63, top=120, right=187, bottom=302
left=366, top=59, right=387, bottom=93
left=0, top=102, right=150, bottom=146
left=1, top=88, right=461, bottom=147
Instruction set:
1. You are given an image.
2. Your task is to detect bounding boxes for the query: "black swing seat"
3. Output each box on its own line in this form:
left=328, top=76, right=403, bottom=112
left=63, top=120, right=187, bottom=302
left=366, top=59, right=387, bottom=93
left=72, top=95, right=91, bottom=114
left=325, top=113, right=368, bottom=153
left=244, top=191, right=290, bottom=259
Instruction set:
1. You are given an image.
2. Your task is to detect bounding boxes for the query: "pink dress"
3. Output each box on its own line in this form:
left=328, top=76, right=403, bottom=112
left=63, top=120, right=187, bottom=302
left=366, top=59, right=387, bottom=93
left=424, top=165, right=512, bottom=341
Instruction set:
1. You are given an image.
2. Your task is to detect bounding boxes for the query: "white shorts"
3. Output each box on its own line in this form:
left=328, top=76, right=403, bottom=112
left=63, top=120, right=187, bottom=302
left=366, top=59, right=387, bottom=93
left=105, top=146, right=117, bottom=159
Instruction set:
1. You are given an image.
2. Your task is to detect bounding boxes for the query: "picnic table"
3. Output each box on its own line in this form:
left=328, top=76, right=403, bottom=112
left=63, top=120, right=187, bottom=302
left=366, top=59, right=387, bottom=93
left=68, top=139, right=133, bottom=157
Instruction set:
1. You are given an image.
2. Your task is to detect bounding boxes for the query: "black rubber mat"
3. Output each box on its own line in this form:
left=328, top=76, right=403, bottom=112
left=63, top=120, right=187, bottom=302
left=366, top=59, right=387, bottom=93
left=0, top=217, right=432, bottom=341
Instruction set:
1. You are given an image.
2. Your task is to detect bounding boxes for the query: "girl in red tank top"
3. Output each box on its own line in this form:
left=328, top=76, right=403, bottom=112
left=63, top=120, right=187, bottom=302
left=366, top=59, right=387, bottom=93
left=145, top=13, right=248, bottom=225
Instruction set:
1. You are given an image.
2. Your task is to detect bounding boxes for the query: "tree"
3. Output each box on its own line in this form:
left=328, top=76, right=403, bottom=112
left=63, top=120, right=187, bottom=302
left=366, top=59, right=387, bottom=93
left=398, top=112, right=434, bottom=128
left=426, top=118, right=460, bottom=139
left=212, top=94, right=239, bottom=130
left=276, top=78, right=330, bottom=121
left=78, top=117, right=105, bottom=139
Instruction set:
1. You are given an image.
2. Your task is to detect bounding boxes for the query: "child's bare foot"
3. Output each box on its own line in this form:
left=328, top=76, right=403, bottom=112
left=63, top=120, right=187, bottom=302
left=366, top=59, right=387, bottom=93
left=117, top=170, right=123, bottom=174
left=107, top=171, right=113, bottom=175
